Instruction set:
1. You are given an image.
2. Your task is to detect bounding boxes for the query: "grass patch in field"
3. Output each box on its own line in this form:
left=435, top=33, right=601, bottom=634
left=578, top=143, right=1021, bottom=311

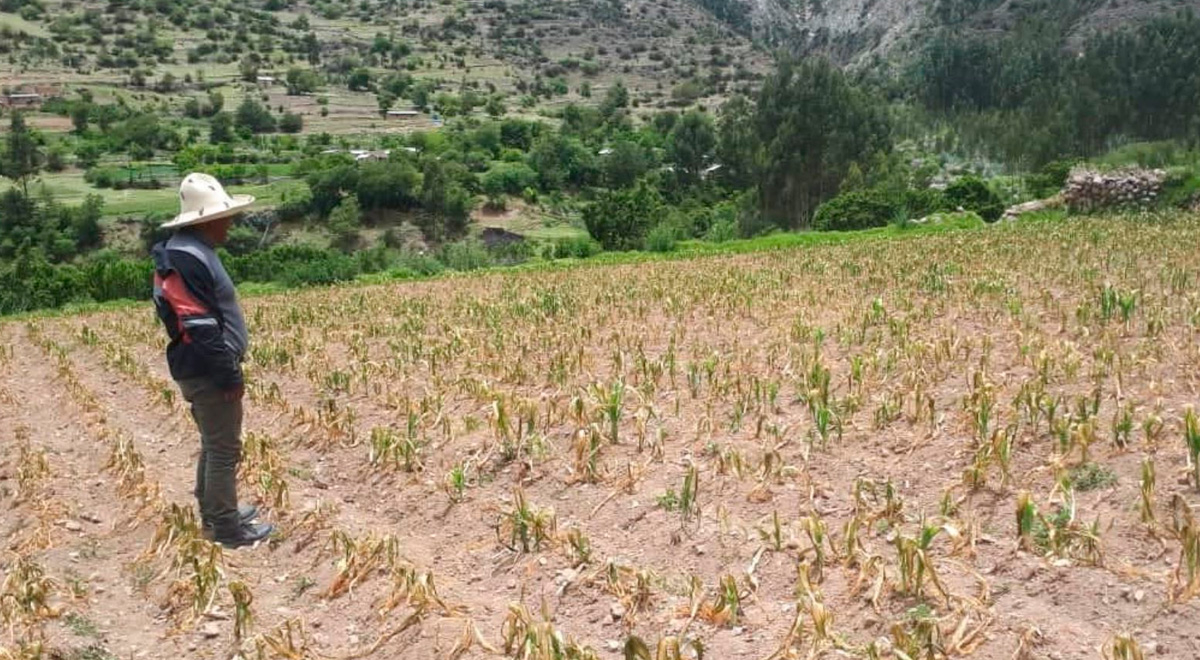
left=64, top=612, right=100, bottom=637
left=61, top=647, right=117, bottom=660
left=1068, top=462, right=1118, bottom=492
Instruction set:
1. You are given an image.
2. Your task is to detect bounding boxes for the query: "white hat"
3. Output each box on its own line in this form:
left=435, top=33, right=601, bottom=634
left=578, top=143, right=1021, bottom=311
left=160, top=172, right=255, bottom=229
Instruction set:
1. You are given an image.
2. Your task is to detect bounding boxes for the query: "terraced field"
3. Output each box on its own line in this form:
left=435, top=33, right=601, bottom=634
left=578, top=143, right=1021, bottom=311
left=3, top=214, right=1200, bottom=659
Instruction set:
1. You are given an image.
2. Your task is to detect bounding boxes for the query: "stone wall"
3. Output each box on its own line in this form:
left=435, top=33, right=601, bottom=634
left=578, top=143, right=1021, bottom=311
left=1063, top=168, right=1166, bottom=212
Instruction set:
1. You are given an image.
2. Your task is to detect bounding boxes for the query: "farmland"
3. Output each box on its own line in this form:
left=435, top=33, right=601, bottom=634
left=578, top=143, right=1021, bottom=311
left=3, top=212, right=1200, bottom=659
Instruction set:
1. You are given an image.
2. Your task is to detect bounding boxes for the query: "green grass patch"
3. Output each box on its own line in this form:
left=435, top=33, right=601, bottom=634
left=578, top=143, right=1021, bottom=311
left=1068, top=462, right=1118, bottom=492
left=64, top=612, right=100, bottom=638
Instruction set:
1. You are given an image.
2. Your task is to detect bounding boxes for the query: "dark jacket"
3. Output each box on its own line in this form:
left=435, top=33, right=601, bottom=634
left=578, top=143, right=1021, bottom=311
left=151, top=231, right=249, bottom=389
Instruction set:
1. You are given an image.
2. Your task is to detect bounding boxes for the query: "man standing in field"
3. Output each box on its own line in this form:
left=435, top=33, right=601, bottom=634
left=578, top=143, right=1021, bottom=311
left=151, top=173, right=274, bottom=549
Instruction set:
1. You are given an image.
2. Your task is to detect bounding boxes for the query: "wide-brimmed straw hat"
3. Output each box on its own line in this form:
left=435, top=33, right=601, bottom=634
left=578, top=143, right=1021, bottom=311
left=160, top=173, right=255, bottom=229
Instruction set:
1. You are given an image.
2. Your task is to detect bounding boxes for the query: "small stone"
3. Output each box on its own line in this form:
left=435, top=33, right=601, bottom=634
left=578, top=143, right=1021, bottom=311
left=1133, top=589, right=1145, bottom=603
left=64, top=520, right=83, bottom=532
left=200, top=622, right=220, bottom=639
left=606, top=640, right=621, bottom=651
left=609, top=603, right=625, bottom=621
left=693, top=544, right=706, bottom=555
left=349, top=635, right=360, bottom=646
left=81, top=513, right=101, bottom=524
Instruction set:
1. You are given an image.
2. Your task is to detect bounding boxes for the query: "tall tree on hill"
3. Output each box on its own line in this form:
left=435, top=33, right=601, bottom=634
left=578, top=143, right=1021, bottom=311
left=1, top=113, right=44, bottom=195
left=716, top=94, right=757, bottom=190
left=667, top=110, right=716, bottom=186
left=755, top=58, right=891, bottom=229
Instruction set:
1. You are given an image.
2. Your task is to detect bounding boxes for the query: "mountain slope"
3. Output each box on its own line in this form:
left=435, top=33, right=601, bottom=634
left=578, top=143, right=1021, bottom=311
left=695, top=0, right=1200, bottom=66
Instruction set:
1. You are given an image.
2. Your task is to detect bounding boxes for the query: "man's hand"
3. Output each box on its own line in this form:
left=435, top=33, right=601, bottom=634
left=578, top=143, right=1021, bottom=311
left=223, top=384, right=245, bottom=402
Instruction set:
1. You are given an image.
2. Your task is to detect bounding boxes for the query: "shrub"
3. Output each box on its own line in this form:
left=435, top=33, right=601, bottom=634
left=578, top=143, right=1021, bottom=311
left=944, top=175, right=1004, bottom=222
left=440, top=239, right=491, bottom=271
left=645, top=223, right=677, bottom=252
left=550, top=236, right=602, bottom=260
left=902, top=187, right=949, bottom=219
left=1026, top=160, right=1075, bottom=199
left=84, top=167, right=117, bottom=188
left=583, top=180, right=665, bottom=250
left=1160, top=168, right=1200, bottom=208
left=812, top=189, right=898, bottom=232
left=279, top=112, right=304, bottom=133
left=481, top=162, right=539, bottom=196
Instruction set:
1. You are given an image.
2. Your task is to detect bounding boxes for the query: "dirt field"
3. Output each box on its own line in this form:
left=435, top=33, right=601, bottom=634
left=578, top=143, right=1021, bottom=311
left=3, top=215, right=1200, bottom=659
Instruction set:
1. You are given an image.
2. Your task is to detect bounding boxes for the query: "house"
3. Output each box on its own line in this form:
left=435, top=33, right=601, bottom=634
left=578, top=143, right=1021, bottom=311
left=0, top=93, right=42, bottom=108
left=1, top=84, right=63, bottom=108
left=386, top=109, right=421, bottom=119
left=256, top=75, right=276, bottom=86
left=354, top=150, right=390, bottom=162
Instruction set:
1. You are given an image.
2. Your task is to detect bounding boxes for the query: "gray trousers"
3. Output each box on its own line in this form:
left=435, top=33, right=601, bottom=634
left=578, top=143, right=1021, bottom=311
left=178, top=378, right=243, bottom=531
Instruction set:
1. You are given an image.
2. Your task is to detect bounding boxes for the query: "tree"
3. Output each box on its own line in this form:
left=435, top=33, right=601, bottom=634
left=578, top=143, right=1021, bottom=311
left=377, top=91, right=396, bottom=117
left=485, top=94, right=506, bottom=118
left=583, top=180, right=665, bottom=251
left=327, top=195, right=361, bottom=252
left=71, top=104, right=91, bottom=134
left=1, top=113, right=45, bottom=194
left=75, top=142, right=103, bottom=170
left=285, top=67, right=322, bottom=95
left=667, top=110, right=716, bottom=186
left=279, top=112, right=304, bottom=133
left=184, top=97, right=203, bottom=119
left=239, top=57, right=260, bottom=82
left=356, top=160, right=420, bottom=211
left=206, top=91, right=225, bottom=116
left=755, top=58, right=891, bottom=229
left=600, top=80, right=628, bottom=117
left=716, top=94, right=756, bottom=189
left=528, top=134, right=596, bottom=191
left=234, top=99, right=277, bottom=134
left=348, top=68, right=373, bottom=92
left=210, top=112, right=236, bottom=144
left=603, top=140, right=649, bottom=189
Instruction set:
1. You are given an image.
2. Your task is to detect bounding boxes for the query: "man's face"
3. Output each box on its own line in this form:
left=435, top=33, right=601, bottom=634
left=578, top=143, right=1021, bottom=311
left=206, top=215, right=235, bottom=245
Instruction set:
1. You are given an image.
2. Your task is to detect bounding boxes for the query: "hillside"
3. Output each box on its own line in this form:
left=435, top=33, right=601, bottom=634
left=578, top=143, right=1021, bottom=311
left=1, top=0, right=770, bottom=125
left=694, top=0, right=1200, bottom=66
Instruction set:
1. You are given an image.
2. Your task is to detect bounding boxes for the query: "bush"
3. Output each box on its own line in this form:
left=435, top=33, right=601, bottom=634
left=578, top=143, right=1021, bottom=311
left=944, top=175, right=1004, bottom=222
left=84, top=167, right=117, bottom=188
left=1025, top=160, right=1075, bottom=199
left=440, top=239, right=491, bottom=271
left=645, top=223, right=677, bottom=252
left=481, top=162, right=539, bottom=196
left=549, top=236, right=602, bottom=260
left=902, top=187, right=949, bottom=219
left=1161, top=168, right=1200, bottom=208
left=279, top=112, right=304, bottom=133
left=812, top=189, right=898, bottom=232
left=583, top=180, right=665, bottom=250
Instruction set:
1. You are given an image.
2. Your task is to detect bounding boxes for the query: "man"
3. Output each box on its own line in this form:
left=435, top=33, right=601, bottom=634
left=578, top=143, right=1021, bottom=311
left=151, top=173, right=274, bottom=549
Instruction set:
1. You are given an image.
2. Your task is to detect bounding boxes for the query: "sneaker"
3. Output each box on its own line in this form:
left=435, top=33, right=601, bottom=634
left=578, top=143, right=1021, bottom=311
left=212, top=522, right=275, bottom=549
left=237, top=504, right=259, bottom=523
left=200, top=504, right=259, bottom=536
